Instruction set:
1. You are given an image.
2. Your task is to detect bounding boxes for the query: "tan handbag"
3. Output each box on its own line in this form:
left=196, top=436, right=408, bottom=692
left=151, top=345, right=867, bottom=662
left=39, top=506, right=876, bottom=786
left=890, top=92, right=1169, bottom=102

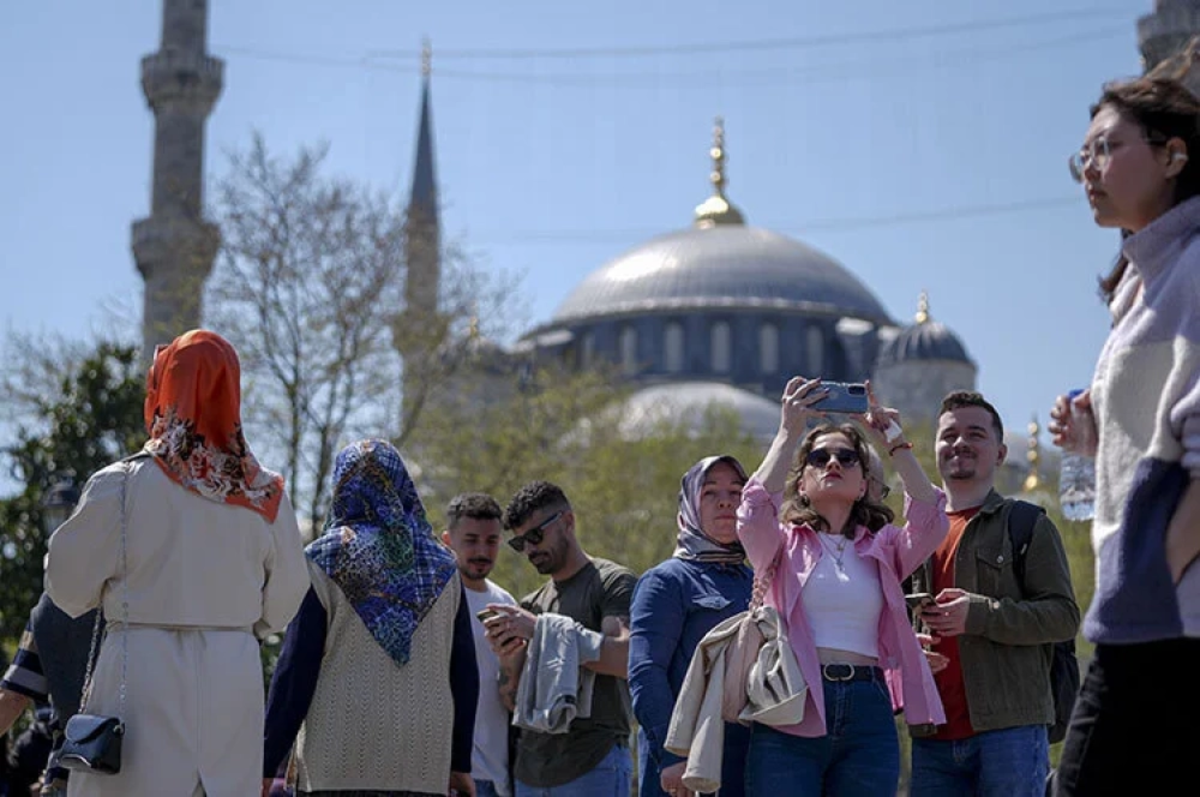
left=721, top=549, right=807, bottom=726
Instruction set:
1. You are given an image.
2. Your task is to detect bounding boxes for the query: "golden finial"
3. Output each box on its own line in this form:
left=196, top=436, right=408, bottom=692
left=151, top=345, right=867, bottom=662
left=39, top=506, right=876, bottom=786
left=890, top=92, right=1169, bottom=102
left=694, top=116, right=746, bottom=228
left=1022, top=414, right=1042, bottom=492
left=421, top=38, right=432, bottom=78
left=914, top=290, right=931, bottom=324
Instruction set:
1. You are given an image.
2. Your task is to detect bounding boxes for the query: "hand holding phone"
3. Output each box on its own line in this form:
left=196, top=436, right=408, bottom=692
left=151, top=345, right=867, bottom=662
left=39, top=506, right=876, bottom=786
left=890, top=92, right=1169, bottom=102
left=811, top=382, right=869, bottom=414
left=905, top=592, right=934, bottom=611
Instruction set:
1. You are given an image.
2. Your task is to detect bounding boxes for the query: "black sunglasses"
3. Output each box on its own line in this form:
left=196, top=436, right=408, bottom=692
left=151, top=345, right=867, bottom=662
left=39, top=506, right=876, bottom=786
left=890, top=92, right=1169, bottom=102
left=508, top=510, right=565, bottom=553
left=805, top=447, right=861, bottom=469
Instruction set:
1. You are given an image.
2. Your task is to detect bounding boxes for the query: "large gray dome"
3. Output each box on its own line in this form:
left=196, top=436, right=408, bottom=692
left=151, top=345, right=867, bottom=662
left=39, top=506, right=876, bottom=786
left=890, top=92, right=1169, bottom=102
left=552, top=226, right=892, bottom=325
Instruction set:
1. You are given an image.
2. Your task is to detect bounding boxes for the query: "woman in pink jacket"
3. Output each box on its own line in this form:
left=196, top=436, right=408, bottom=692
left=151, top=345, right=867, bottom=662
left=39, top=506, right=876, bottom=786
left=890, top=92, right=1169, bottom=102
left=737, top=376, right=948, bottom=796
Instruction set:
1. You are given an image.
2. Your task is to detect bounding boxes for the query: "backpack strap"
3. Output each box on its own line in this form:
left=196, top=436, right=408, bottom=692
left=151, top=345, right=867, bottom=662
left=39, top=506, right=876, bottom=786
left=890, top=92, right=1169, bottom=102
left=1006, top=499, right=1045, bottom=592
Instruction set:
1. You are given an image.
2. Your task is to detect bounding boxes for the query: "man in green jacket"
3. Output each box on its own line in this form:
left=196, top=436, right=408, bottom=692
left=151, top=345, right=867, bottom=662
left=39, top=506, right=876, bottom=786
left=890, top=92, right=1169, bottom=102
left=909, top=391, right=1079, bottom=797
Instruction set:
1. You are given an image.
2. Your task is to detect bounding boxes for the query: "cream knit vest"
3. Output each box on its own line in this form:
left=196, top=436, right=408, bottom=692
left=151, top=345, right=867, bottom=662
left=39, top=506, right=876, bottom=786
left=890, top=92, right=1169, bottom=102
left=295, top=561, right=460, bottom=793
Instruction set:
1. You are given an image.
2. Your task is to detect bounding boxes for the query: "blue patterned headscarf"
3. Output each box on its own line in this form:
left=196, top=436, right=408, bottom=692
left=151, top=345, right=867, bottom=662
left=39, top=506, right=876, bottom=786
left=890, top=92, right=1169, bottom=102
left=306, top=439, right=456, bottom=666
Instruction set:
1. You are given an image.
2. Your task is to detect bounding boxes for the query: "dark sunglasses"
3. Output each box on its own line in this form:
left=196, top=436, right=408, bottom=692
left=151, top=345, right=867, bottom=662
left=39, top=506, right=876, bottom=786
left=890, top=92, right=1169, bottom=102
left=507, top=510, right=564, bottom=552
left=805, top=447, right=861, bottom=469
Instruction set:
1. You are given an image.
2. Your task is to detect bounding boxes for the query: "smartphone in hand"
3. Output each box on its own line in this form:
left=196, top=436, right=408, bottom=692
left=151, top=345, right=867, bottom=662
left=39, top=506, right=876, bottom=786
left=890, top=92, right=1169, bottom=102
left=905, top=592, right=935, bottom=611
left=811, top=382, right=869, bottom=414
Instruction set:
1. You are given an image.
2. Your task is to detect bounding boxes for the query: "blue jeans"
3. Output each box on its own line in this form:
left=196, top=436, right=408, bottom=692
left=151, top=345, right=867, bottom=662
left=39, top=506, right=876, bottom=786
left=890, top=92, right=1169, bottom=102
left=910, top=725, right=1049, bottom=797
left=475, top=779, right=504, bottom=797
left=515, top=744, right=632, bottom=797
left=745, top=675, right=900, bottom=796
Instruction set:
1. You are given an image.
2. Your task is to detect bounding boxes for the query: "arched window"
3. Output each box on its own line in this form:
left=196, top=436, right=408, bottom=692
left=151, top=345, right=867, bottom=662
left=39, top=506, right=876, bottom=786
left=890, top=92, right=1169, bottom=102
left=580, top=332, right=594, bottom=367
left=711, top=321, right=731, bottom=373
left=807, top=326, right=824, bottom=375
left=620, top=326, right=638, bottom=375
left=759, top=323, right=779, bottom=374
left=664, top=322, right=685, bottom=373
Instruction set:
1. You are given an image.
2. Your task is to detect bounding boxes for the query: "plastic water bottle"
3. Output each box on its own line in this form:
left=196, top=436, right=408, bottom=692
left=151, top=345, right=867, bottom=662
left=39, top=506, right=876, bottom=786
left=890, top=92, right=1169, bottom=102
left=1059, top=388, right=1096, bottom=522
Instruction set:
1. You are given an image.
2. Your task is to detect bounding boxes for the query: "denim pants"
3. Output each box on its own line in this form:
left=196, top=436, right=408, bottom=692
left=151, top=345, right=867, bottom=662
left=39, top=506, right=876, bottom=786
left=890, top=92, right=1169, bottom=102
left=474, top=779, right=504, bottom=797
left=745, top=674, right=899, bottom=796
left=514, top=744, right=632, bottom=797
left=910, top=725, right=1049, bottom=797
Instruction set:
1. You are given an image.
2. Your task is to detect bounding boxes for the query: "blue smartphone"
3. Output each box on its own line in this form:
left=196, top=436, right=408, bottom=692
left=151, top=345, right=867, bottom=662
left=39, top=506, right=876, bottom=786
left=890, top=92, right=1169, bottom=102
left=811, top=382, right=869, bottom=414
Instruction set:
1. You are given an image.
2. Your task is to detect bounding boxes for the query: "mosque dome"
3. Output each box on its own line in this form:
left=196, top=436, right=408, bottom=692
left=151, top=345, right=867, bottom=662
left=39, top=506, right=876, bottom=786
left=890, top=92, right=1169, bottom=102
left=618, top=381, right=782, bottom=442
left=876, top=292, right=973, bottom=368
left=549, top=118, right=891, bottom=327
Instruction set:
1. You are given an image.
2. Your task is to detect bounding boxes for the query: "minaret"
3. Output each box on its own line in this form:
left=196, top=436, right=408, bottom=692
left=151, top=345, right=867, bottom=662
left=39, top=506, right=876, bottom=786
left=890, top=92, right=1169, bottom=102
left=131, top=0, right=224, bottom=360
left=693, top=117, right=746, bottom=228
left=396, top=41, right=443, bottom=428
left=1139, top=1, right=1200, bottom=73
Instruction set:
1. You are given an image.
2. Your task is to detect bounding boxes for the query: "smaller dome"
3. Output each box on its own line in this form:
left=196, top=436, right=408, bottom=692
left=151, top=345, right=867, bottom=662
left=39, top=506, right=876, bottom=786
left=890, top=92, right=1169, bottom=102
left=877, top=292, right=973, bottom=368
left=618, top=381, right=781, bottom=442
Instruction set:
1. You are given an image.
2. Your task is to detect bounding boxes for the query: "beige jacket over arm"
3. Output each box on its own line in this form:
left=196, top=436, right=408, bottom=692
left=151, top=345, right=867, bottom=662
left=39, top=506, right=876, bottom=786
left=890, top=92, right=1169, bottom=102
left=46, top=458, right=310, bottom=797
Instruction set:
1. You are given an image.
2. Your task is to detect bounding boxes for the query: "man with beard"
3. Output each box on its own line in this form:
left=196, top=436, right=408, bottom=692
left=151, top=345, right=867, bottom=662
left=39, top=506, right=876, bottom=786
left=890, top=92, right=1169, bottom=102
left=484, top=481, right=637, bottom=797
left=907, top=391, right=1079, bottom=797
left=442, top=493, right=518, bottom=797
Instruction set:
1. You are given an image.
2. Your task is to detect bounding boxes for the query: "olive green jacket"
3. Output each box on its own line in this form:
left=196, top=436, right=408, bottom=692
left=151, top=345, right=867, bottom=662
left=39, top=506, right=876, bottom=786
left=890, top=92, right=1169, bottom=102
left=909, top=490, right=1080, bottom=735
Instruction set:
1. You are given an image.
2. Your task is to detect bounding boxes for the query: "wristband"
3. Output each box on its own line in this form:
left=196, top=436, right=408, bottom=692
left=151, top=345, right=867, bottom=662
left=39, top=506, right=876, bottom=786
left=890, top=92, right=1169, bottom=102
left=888, top=441, right=913, bottom=456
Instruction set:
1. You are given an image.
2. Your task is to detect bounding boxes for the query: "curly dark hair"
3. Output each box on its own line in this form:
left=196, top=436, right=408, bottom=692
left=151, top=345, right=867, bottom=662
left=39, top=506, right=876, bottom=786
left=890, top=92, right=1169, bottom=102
left=503, top=480, right=571, bottom=531
left=446, top=492, right=502, bottom=528
left=780, top=423, right=895, bottom=537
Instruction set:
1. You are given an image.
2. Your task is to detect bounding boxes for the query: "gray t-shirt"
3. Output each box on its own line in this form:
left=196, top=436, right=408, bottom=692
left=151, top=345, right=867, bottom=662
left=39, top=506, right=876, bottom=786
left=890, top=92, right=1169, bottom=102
left=515, top=557, right=636, bottom=788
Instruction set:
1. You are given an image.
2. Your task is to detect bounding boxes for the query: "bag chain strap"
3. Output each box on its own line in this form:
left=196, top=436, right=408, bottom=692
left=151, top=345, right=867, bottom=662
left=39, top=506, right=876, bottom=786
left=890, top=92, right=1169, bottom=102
left=77, top=462, right=131, bottom=719
left=748, top=547, right=782, bottom=612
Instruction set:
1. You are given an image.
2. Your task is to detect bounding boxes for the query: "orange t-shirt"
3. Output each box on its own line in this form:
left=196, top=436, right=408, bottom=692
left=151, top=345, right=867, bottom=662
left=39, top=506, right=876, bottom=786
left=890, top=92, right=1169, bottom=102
left=930, top=506, right=981, bottom=741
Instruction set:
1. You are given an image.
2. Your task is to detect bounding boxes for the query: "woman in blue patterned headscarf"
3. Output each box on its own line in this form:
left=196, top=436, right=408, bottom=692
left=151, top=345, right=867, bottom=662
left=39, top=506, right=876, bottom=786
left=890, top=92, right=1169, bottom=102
left=263, top=440, right=479, bottom=797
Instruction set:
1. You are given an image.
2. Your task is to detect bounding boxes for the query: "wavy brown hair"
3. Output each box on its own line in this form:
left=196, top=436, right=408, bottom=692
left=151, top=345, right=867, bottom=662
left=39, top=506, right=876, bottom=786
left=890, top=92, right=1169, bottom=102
left=780, top=423, right=895, bottom=538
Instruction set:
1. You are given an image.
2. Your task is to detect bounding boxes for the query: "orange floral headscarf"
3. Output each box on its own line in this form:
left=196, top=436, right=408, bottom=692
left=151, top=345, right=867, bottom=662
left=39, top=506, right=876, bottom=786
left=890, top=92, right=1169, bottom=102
left=142, top=330, right=285, bottom=522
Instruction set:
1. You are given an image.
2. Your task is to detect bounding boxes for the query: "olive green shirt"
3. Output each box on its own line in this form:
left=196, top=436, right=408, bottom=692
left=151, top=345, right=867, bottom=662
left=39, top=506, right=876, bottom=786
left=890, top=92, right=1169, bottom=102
left=515, top=557, right=636, bottom=788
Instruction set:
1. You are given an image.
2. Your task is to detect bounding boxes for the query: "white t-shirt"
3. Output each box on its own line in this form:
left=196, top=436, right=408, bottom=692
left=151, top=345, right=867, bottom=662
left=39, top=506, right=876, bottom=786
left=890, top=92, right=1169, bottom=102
left=465, top=579, right=518, bottom=795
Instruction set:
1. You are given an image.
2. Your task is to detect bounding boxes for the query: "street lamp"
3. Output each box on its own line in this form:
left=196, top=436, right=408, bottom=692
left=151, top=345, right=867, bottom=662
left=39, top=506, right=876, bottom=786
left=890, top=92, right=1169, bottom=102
left=42, top=477, right=81, bottom=536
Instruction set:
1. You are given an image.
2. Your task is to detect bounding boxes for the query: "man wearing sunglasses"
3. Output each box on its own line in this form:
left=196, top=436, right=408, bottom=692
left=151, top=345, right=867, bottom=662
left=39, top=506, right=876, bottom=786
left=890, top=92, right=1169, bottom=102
left=906, top=392, right=1079, bottom=797
left=483, top=481, right=637, bottom=797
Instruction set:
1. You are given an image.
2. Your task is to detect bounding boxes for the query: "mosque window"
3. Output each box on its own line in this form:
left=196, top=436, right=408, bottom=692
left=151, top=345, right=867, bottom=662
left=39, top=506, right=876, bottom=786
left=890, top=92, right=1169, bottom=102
left=620, top=326, right=638, bottom=375
left=759, top=323, right=779, bottom=374
left=807, top=327, right=824, bottom=374
left=581, top=332, right=594, bottom=367
left=665, top=322, right=685, bottom=373
left=711, top=321, right=731, bottom=373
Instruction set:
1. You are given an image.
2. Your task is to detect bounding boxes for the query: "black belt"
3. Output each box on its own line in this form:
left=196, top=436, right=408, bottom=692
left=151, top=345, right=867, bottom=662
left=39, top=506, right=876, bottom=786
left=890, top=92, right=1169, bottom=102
left=820, top=663, right=883, bottom=683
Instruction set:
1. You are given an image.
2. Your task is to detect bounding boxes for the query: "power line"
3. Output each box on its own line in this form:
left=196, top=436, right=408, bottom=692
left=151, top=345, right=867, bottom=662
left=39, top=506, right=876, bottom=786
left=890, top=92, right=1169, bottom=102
left=214, top=25, right=1129, bottom=89
left=363, top=7, right=1132, bottom=61
left=468, top=196, right=1084, bottom=246
left=431, top=27, right=1128, bottom=88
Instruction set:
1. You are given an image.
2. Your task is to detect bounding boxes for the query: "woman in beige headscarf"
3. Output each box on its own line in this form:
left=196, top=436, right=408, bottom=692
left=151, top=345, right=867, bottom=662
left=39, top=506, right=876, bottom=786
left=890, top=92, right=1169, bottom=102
left=46, top=329, right=310, bottom=797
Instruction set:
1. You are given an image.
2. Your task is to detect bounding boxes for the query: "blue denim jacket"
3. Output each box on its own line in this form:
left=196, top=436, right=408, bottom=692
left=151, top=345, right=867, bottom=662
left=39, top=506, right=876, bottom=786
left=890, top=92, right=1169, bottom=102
left=629, top=557, right=753, bottom=797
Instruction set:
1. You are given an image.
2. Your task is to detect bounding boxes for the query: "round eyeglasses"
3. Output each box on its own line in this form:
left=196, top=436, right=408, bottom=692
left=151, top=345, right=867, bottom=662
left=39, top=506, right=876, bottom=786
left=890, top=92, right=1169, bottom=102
left=1069, top=134, right=1165, bottom=183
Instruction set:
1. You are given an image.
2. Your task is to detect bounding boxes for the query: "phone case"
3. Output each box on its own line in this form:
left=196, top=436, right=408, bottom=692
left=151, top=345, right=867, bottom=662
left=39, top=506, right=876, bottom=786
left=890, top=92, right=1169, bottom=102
left=813, top=382, right=869, bottom=414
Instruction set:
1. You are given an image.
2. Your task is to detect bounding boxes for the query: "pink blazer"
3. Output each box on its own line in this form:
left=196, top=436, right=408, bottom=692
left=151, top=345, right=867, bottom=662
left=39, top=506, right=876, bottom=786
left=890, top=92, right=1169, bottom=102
left=736, top=479, right=949, bottom=737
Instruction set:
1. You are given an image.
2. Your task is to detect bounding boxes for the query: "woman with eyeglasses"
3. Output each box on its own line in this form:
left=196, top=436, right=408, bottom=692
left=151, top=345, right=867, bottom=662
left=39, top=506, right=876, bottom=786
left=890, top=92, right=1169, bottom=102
left=628, top=455, right=754, bottom=797
left=1048, top=76, right=1200, bottom=796
left=737, top=376, right=948, bottom=796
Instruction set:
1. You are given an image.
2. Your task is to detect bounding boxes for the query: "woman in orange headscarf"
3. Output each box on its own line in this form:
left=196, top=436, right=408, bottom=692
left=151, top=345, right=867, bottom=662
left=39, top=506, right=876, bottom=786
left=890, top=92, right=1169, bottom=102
left=46, top=329, right=310, bottom=797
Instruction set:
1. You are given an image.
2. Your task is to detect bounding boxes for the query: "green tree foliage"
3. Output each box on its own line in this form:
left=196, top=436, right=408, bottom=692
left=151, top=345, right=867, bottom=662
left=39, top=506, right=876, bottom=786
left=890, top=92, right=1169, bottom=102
left=412, top=365, right=764, bottom=599
left=0, top=342, right=145, bottom=644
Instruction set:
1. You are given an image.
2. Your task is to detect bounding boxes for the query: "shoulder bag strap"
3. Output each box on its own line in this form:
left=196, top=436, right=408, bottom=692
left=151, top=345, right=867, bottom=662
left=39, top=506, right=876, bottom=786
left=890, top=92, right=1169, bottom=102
left=76, top=461, right=131, bottom=718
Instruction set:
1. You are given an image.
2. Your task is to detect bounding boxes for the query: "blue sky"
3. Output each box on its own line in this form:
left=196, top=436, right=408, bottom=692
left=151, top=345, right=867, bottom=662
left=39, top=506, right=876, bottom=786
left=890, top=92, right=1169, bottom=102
left=0, top=0, right=1150, bottom=451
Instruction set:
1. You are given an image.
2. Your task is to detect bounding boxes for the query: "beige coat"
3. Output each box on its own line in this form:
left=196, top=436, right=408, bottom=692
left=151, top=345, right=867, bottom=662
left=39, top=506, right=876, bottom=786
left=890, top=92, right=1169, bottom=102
left=46, top=458, right=310, bottom=797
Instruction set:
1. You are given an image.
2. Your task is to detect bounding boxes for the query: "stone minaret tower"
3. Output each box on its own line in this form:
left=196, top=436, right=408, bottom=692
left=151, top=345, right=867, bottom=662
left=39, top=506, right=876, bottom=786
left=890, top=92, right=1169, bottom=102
left=132, top=0, right=224, bottom=360
left=395, top=42, right=443, bottom=430
left=1139, top=1, right=1200, bottom=73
